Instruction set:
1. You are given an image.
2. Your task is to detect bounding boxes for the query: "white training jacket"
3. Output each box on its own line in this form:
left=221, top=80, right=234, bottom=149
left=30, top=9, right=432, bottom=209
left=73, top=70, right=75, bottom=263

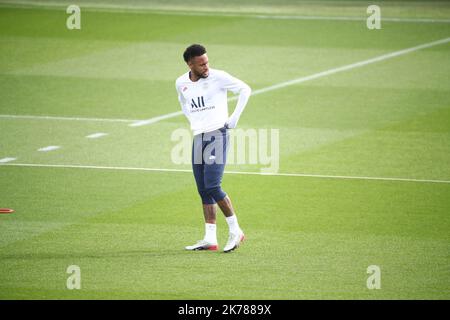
left=175, top=68, right=251, bottom=135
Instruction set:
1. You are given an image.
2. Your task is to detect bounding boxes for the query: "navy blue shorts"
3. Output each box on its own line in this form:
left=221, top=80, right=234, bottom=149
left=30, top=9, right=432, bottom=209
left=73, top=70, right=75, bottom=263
left=192, top=126, right=229, bottom=204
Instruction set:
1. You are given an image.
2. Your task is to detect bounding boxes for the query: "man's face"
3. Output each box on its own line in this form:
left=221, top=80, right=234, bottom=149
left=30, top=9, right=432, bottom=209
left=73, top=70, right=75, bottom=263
left=188, top=54, right=209, bottom=79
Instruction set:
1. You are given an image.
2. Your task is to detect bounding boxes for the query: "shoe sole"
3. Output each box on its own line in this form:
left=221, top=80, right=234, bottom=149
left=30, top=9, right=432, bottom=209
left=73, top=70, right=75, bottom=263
left=223, top=234, right=245, bottom=253
left=186, top=245, right=218, bottom=251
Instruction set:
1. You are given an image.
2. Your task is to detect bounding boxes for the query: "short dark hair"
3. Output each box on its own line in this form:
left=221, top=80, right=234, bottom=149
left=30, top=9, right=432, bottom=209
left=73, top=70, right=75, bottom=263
left=183, top=44, right=206, bottom=63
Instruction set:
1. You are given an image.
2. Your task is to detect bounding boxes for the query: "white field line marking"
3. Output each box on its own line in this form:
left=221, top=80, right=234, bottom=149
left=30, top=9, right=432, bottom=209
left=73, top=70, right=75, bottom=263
left=37, top=146, right=60, bottom=152
left=130, top=37, right=450, bottom=127
left=0, top=114, right=137, bottom=123
left=252, top=15, right=450, bottom=23
left=250, top=37, right=450, bottom=95
left=129, top=111, right=185, bottom=127
left=1, top=163, right=449, bottom=184
left=0, top=157, right=17, bottom=163
left=86, top=132, right=108, bottom=139
left=1, top=1, right=449, bottom=23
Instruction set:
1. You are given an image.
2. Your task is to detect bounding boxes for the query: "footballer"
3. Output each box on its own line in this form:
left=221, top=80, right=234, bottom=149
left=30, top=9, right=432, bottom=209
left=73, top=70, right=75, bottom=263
left=175, top=44, right=251, bottom=253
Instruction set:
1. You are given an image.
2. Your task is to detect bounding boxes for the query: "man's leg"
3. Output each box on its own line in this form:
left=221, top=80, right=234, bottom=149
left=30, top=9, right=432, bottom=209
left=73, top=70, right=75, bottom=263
left=203, top=128, right=244, bottom=252
left=217, top=195, right=242, bottom=233
left=217, top=195, right=244, bottom=252
left=202, top=203, right=218, bottom=246
left=203, top=203, right=217, bottom=223
left=185, top=133, right=218, bottom=251
left=216, top=195, right=235, bottom=218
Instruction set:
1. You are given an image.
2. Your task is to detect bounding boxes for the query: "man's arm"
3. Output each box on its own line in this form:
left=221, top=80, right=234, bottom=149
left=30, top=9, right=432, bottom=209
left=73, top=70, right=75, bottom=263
left=220, top=71, right=252, bottom=129
left=175, top=82, right=190, bottom=119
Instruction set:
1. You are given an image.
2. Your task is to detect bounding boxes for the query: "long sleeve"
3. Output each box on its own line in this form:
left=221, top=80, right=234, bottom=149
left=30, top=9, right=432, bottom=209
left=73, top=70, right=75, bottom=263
left=175, top=83, right=190, bottom=119
left=220, top=71, right=252, bottom=129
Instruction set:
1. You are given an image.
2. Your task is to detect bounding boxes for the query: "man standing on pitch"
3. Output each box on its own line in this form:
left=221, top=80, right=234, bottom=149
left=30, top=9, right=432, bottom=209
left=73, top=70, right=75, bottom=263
left=175, top=44, right=251, bottom=253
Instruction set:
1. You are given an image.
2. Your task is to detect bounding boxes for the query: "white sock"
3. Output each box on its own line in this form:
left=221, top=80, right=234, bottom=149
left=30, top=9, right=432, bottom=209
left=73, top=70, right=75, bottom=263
left=204, top=223, right=217, bottom=244
left=225, top=215, right=241, bottom=234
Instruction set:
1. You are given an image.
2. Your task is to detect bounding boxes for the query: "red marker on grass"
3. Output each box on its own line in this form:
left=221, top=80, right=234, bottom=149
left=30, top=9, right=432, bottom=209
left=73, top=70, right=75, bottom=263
left=0, top=208, right=14, bottom=214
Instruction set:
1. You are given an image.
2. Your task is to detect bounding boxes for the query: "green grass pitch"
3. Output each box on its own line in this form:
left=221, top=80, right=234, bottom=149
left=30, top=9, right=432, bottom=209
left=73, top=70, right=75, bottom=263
left=0, top=0, right=449, bottom=299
